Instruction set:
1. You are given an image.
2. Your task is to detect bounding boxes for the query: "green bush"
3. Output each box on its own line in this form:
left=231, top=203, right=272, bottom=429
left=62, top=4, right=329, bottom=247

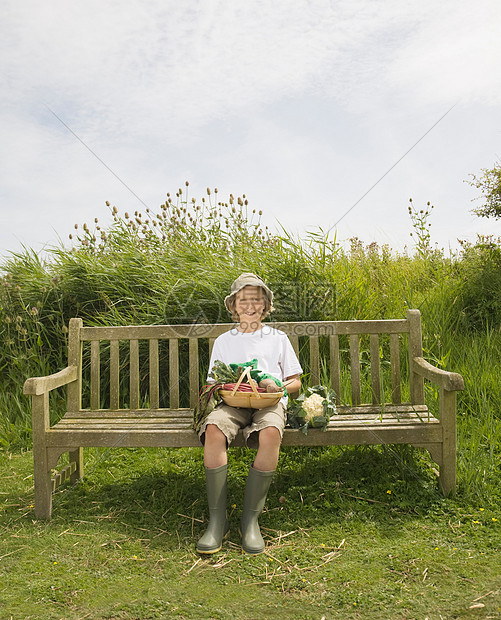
left=455, top=235, right=501, bottom=330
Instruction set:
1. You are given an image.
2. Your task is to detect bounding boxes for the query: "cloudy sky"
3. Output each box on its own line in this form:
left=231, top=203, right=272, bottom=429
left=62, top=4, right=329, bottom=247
left=1, top=0, right=500, bottom=260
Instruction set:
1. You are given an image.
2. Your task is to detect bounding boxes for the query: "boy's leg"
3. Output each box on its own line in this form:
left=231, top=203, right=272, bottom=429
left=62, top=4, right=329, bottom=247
left=198, top=403, right=253, bottom=452
left=240, top=424, right=283, bottom=554
left=197, top=425, right=229, bottom=554
left=204, top=424, right=228, bottom=468
left=253, top=426, right=281, bottom=471
left=243, top=402, right=287, bottom=461
left=240, top=462, right=275, bottom=554
left=196, top=462, right=229, bottom=554
left=197, top=407, right=252, bottom=554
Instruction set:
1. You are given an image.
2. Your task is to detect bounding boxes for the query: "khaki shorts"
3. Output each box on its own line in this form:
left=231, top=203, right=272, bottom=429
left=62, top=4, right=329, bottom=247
left=198, top=401, right=287, bottom=449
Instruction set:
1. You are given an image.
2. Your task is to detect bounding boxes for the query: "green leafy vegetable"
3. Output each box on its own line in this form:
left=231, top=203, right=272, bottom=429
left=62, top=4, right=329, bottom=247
left=192, top=360, right=284, bottom=432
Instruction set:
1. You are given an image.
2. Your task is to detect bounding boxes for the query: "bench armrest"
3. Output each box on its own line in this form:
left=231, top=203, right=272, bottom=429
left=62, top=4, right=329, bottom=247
left=412, top=357, right=464, bottom=392
left=23, top=366, right=78, bottom=396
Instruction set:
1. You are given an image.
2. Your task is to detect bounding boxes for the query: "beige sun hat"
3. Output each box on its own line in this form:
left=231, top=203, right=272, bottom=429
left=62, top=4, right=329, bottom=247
left=224, top=272, right=274, bottom=312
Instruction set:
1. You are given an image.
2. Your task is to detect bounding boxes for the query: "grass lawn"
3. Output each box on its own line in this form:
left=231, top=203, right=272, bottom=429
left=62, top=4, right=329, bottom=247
left=0, top=446, right=499, bottom=620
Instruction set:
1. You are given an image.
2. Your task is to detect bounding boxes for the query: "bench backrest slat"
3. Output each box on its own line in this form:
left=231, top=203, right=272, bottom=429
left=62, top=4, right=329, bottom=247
left=149, top=339, right=160, bottom=409
left=309, top=335, right=320, bottom=385
left=79, top=319, right=409, bottom=341
left=169, top=338, right=180, bottom=409
left=349, top=334, right=361, bottom=406
left=110, top=340, right=120, bottom=409
left=390, top=333, right=402, bottom=404
left=189, top=338, right=199, bottom=408
left=67, top=318, right=83, bottom=412
left=408, top=309, right=425, bottom=405
left=130, top=340, right=140, bottom=410
left=70, top=310, right=425, bottom=412
left=90, top=341, right=100, bottom=410
left=329, top=335, right=341, bottom=404
left=369, top=334, right=381, bottom=404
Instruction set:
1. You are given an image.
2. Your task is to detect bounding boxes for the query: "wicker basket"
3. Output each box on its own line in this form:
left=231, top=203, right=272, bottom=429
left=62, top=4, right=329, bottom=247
left=219, top=366, right=284, bottom=409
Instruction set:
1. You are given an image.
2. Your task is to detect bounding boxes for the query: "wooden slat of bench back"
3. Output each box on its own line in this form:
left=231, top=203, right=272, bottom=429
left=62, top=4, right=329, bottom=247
left=309, top=335, right=320, bottom=385
left=349, top=334, right=361, bottom=405
left=390, top=333, right=402, bottom=404
left=189, top=338, right=199, bottom=408
left=370, top=334, right=381, bottom=403
left=149, top=339, right=160, bottom=409
left=69, top=312, right=424, bottom=414
left=90, top=341, right=100, bottom=410
left=130, top=340, right=140, bottom=410
left=110, top=340, right=120, bottom=409
left=78, top=319, right=410, bottom=341
left=330, top=333, right=341, bottom=403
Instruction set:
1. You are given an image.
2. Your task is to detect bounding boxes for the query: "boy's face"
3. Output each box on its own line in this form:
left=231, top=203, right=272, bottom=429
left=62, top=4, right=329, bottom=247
left=234, top=286, right=265, bottom=322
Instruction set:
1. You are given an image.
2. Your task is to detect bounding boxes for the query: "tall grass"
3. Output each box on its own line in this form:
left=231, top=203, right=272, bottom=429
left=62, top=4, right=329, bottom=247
left=0, top=188, right=499, bottom=502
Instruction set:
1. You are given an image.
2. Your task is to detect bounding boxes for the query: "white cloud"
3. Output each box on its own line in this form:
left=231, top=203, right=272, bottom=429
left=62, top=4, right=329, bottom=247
left=1, top=0, right=500, bottom=256
left=3, top=0, right=501, bottom=134
left=384, top=2, right=501, bottom=107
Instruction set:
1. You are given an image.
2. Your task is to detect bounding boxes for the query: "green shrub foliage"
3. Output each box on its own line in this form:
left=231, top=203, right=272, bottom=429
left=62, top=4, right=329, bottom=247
left=456, top=235, right=501, bottom=330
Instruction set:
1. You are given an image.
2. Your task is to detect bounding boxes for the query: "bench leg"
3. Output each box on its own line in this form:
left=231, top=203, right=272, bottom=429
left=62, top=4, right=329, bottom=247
left=439, top=450, right=456, bottom=496
left=439, top=389, right=457, bottom=496
left=69, top=448, right=84, bottom=483
left=31, top=393, right=53, bottom=520
left=33, top=443, right=53, bottom=520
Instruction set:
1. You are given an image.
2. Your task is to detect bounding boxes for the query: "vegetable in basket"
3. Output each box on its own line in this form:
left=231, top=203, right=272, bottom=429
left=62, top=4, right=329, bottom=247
left=192, top=359, right=285, bottom=432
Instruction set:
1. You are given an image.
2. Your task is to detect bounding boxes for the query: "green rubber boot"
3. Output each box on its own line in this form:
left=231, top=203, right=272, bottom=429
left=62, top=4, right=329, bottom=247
left=240, top=466, right=275, bottom=555
left=196, top=464, right=230, bottom=554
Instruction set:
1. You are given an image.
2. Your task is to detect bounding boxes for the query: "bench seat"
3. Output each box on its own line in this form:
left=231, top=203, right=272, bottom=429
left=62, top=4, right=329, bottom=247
left=49, top=404, right=438, bottom=447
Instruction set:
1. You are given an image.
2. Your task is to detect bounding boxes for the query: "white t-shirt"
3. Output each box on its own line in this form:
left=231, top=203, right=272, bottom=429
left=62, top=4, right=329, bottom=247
left=208, top=325, right=303, bottom=405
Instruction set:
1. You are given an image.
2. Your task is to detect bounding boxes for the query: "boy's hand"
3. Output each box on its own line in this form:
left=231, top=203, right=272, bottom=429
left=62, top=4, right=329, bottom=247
left=259, top=378, right=282, bottom=393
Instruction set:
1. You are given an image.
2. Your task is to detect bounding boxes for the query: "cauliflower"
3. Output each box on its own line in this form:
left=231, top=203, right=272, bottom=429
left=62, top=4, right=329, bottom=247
left=287, top=385, right=337, bottom=434
left=302, top=393, right=326, bottom=422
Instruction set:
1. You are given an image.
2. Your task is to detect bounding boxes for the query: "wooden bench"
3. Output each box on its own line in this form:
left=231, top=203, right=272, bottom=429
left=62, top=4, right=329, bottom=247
left=23, top=309, right=464, bottom=520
